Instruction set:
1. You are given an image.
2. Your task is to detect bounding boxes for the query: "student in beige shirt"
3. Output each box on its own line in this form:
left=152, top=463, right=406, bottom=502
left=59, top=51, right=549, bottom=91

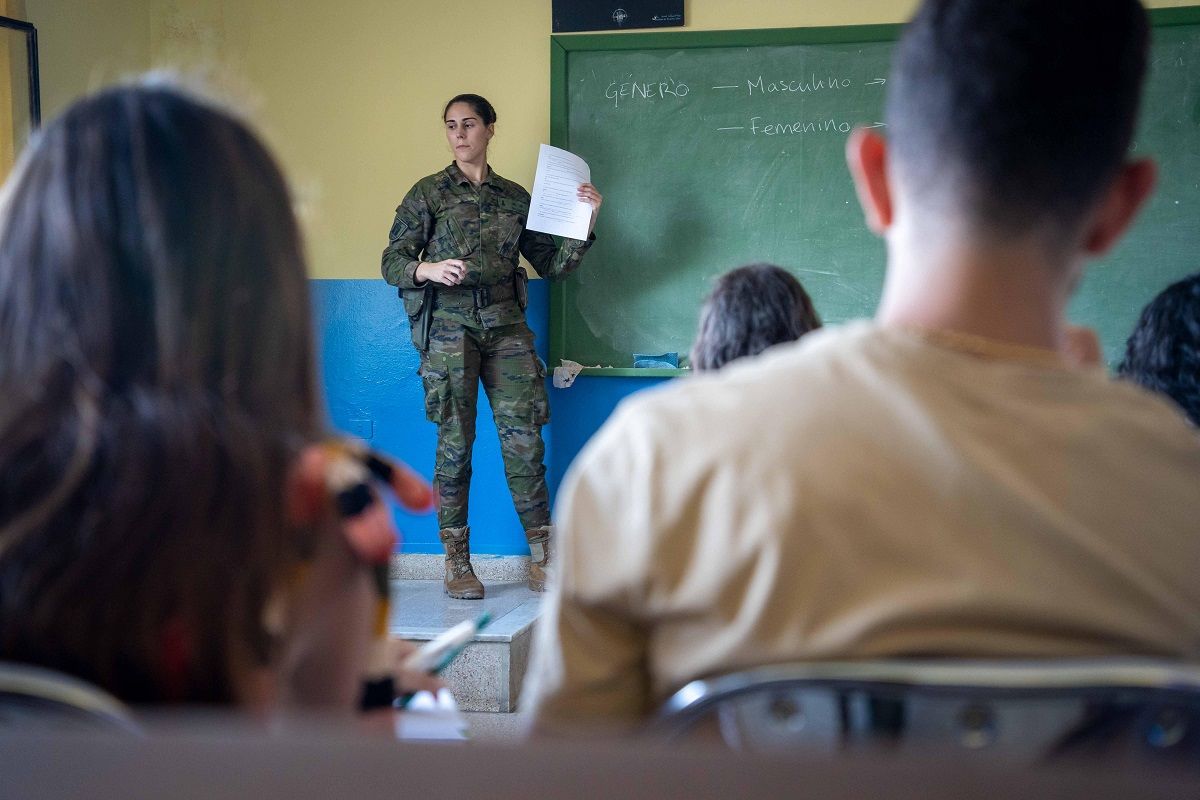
left=522, top=0, right=1200, bottom=733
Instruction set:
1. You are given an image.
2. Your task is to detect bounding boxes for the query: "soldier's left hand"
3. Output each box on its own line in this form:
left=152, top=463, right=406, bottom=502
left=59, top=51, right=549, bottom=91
left=578, top=183, right=603, bottom=235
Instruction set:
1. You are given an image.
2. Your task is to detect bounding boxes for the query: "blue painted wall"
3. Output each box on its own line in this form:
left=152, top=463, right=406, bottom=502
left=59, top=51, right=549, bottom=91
left=313, top=278, right=668, bottom=555
left=544, top=373, right=669, bottom=493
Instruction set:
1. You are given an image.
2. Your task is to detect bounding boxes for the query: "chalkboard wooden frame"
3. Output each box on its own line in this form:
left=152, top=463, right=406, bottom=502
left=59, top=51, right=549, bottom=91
left=549, top=7, right=1200, bottom=377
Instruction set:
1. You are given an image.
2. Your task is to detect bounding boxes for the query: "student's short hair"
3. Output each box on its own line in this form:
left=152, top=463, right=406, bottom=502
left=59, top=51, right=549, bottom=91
left=0, top=81, right=320, bottom=704
left=443, top=93, right=497, bottom=126
left=690, top=263, right=821, bottom=372
left=1118, top=273, right=1200, bottom=427
left=886, top=0, right=1149, bottom=235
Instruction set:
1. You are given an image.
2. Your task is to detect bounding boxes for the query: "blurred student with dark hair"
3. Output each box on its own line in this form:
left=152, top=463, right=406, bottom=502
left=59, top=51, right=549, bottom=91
left=0, top=80, right=435, bottom=720
left=524, top=0, right=1200, bottom=732
left=1118, top=273, right=1200, bottom=427
left=690, top=264, right=821, bottom=372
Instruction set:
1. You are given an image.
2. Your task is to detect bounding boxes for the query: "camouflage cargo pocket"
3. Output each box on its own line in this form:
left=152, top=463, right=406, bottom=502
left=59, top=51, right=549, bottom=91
left=418, top=357, right=452, bottom=424
left=531, top=358, right=550, bottom=425
left=427, top=207, right=469, bottom=262
left=495, top=198, right=526, bottom=260
left=424, top=231, right=456, bottom=263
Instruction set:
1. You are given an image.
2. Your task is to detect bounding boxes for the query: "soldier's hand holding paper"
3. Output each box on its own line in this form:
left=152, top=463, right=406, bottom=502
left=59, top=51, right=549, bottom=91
left=577, top=182, right=603, bottom=235
left=528, top=144, right=602, bottom=240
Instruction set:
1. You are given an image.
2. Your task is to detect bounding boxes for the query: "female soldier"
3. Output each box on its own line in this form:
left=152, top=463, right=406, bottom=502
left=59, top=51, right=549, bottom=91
left=382, top=94, right=602, bottom=599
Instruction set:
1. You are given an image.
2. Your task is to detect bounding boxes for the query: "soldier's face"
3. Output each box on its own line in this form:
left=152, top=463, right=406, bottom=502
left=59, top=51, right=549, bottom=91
left=444, top=103, right=494, bottom=164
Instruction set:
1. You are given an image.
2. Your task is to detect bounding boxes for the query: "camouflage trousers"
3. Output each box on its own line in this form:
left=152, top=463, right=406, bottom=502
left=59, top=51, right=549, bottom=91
left=419, top=316, right=551, bottom=531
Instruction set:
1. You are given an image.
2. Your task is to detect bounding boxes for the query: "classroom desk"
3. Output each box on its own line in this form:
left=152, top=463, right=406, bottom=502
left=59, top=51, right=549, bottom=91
left=1, top=722, right=1196, bottom=799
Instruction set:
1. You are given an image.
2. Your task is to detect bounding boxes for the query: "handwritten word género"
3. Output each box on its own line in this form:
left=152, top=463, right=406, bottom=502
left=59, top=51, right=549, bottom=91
left=605, top=76, right=690, bottom=109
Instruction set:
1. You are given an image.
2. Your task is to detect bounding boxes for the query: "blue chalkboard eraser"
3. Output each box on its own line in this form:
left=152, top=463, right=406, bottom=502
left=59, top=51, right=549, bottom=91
left=633, top=352, right=679, bottom=368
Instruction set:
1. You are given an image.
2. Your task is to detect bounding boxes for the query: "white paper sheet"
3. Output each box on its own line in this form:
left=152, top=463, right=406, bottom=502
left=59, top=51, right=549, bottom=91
left=394, top=688, right=468, bottom=741
left=527, top=144, right=592, bottom=240
left=553, top=359, right=591, bottom=389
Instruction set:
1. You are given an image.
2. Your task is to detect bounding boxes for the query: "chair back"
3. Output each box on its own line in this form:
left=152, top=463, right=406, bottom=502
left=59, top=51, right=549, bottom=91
left=0, top=661, right=140, bottom=733
left=654, top=659, right=1200, bottom=767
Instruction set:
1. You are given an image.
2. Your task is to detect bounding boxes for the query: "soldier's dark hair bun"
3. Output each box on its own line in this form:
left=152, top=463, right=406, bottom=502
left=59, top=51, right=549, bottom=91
left=443, top=93, right=497, bottom=126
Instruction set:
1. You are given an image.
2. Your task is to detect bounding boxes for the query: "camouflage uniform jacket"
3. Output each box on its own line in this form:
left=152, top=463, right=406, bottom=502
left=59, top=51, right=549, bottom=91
left=382, top=162, right=595, bottom=329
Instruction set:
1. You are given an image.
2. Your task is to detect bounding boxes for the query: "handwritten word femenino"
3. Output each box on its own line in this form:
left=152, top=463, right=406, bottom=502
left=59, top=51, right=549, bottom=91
left=750, top=116, right=852, bottom=135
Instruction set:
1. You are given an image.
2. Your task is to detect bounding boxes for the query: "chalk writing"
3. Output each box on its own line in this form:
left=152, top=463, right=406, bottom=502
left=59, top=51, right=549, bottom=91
left=747, top=116, right=853, bottom=135
left=605, top=75, right=690, bottom=109
left=747, top=74, right=852, bottom=96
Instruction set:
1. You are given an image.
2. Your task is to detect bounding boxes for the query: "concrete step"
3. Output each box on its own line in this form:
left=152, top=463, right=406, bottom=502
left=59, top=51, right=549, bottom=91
left=389, top=577, right=541, bottom=713
left=391, top=553, right=530, bottom=582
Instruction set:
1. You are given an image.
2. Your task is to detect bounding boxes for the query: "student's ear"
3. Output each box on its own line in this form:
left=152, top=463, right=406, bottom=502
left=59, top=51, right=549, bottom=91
left=846, top=127, right=893, bottom=235
left=1083, top=158, right=1157, bottom=256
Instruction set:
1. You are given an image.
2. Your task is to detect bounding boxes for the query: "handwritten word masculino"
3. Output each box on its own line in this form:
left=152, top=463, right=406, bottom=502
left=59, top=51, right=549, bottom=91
left=747, top=74, right=853, bottom=96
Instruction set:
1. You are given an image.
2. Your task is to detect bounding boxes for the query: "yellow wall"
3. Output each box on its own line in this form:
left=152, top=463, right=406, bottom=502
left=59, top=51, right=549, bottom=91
left=0, top=22, right=14, bottom=181
left=25, top=0, right=149, bottom=118
left=22, top=0, right=1200, bottom=278
left=0, top=0, right=26, bottom=181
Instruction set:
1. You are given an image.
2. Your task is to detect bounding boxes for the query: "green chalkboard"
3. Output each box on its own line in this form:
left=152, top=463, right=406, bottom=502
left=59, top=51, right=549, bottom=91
left=549, top=9, right=1200, bottom=375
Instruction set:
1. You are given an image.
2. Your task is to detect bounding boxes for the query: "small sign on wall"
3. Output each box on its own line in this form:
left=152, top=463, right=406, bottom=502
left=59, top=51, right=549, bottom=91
left=552, top=0, right=684, bottom=33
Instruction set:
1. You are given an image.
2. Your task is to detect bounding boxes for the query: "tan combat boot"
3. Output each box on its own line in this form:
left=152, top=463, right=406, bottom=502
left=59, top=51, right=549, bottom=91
left=525, top=525, right=552, bottom=592
left=439, top=526, right=484, bottom=599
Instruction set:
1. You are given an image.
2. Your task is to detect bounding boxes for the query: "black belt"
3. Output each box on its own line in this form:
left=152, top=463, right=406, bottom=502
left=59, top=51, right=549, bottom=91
left=433, top=281, right=516, bottom=310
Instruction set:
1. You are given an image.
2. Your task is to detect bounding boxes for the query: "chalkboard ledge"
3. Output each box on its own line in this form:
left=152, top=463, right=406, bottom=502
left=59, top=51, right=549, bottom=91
left=575, top=367, right=688, bottom=378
